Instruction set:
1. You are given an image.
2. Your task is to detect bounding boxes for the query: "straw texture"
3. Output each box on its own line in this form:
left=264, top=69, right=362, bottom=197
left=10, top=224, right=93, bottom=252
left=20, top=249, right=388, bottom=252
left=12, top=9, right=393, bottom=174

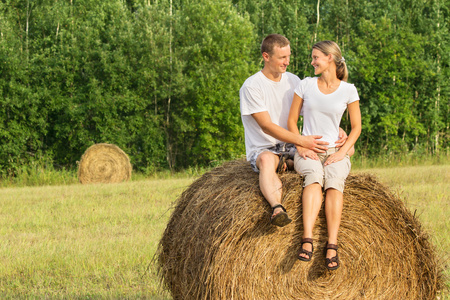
left=78, top=143, right=132, bottom=184
left=158, top=159, right=443, bottom=299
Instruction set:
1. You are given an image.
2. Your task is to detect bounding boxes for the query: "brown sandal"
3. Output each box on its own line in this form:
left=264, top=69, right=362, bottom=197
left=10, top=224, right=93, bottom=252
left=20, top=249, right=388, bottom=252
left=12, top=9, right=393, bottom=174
left=298, top=238, right=314, bottom=261
left=270, top=204, right=292, bottom=227
left=325, top=243, right=339, bottom=270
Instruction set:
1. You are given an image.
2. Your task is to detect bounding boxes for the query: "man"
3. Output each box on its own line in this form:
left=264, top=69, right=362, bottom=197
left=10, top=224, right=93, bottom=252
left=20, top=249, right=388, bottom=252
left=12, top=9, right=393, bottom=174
left=239, top=34, right=346, bottom=227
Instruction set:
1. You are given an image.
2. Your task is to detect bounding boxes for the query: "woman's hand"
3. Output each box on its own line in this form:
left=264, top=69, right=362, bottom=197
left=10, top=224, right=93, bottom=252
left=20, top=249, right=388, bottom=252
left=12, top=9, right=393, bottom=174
left=324, top=150, right=346, bottom=166
left=297, top=147, right=319, bottom=160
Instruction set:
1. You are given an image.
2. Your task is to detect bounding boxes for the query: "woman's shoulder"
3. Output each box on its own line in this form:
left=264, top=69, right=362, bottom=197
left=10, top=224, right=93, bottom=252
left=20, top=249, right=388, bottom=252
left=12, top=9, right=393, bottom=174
left=340, top=80, right=356, bottom=89
left=340, top=81, right=359, bottom=100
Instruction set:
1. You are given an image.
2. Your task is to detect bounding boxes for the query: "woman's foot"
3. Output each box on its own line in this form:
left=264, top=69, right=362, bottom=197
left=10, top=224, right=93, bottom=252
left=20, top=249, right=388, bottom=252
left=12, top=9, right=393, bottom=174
left=298, top=238, right=314, bottom=261
left=325, top=243, right=339, bottom=270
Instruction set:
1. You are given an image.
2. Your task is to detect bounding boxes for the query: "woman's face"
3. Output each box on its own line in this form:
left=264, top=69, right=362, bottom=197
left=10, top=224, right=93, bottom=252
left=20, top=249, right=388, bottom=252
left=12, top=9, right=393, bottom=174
left=311, top=49, right=331, bottom=75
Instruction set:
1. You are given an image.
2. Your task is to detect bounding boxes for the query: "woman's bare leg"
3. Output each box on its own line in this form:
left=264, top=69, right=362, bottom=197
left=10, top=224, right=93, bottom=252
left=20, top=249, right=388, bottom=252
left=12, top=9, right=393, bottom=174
left=299, top=183, right=322, bottom=259
left=325, top=188, right=343, bottom=268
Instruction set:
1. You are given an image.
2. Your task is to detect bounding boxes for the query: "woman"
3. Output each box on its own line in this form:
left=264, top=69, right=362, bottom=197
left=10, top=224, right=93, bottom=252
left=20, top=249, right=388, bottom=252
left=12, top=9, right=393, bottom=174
left=287, top=40, right=361, bottom=270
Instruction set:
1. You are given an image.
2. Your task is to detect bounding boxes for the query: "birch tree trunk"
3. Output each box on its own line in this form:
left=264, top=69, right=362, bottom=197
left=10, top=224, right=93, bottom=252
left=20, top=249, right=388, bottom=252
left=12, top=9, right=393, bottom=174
left=314, top=0, right=320, bottom=43
left=166, top=0, right=174, bottom=170
left=435, top=0, right=441, bottom=154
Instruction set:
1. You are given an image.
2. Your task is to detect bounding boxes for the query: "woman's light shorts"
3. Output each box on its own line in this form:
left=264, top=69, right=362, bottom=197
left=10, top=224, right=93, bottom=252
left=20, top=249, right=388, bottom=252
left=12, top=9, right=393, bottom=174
left=294, top=147, right=351, bottom=193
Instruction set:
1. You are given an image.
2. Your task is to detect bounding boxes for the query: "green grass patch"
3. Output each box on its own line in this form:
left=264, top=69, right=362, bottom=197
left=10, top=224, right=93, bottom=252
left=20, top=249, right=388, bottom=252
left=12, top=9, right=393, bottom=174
left=351, top=152, right=450, bottom=169
left=0, top=178, right=193, bottom=298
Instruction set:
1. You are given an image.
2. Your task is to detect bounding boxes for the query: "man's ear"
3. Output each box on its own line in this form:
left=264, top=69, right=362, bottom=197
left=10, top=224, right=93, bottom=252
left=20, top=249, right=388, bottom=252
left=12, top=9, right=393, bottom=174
left=262, top=52, right=270, bottom=62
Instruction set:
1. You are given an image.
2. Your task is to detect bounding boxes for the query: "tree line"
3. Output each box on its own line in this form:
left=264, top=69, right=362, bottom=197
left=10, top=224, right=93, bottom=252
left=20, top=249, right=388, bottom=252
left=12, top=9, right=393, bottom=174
left=0, top=0, right=448, bottom=175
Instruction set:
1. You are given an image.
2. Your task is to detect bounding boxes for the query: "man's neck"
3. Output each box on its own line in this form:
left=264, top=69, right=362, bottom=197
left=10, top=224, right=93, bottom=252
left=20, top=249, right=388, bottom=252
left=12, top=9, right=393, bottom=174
left=261, top=68, right=283, bottom=82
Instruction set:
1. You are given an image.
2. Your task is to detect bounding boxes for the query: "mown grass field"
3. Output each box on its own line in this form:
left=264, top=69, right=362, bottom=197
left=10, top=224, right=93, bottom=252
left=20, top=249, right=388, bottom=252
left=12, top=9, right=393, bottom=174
left=0, top=163, right=448, bottom=298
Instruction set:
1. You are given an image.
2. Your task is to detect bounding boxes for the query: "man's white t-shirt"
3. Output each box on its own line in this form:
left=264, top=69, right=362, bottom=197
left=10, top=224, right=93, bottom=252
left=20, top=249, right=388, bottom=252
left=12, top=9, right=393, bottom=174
left=294, top=77, right=359, bottom=148
left=240, top=71, right=301, bottom=160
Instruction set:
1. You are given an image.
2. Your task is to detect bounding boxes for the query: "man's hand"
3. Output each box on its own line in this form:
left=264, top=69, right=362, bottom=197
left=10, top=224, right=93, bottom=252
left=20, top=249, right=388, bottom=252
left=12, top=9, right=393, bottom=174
left=300, top=135, right=328, bottom=153
left=335, top=128, right=348, bottom=147
left=252, top=112, right=329, bottom=152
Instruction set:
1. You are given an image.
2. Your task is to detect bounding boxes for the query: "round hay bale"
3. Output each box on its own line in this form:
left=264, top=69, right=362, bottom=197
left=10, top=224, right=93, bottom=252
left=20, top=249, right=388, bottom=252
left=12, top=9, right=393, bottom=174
left=157, top=160, right=444, bottom=299
left=77, top=143, right=132, bottom=184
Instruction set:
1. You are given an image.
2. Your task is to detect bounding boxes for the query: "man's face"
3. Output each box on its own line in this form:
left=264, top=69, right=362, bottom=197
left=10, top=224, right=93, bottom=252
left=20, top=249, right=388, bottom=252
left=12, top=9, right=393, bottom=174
left=264, top=45, right=291, bottom=74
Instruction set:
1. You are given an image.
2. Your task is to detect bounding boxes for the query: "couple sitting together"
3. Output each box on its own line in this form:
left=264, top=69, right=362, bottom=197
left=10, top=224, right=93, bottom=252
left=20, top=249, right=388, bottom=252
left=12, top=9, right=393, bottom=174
left=239, top=34, right=361, bottom=270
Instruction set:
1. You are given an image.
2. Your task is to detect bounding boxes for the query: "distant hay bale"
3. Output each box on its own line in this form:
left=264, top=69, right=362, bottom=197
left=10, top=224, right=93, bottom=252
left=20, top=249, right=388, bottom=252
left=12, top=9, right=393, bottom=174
left=78, top=143, right=132, bottom=184
left=157, top=159, right=444, bottom=299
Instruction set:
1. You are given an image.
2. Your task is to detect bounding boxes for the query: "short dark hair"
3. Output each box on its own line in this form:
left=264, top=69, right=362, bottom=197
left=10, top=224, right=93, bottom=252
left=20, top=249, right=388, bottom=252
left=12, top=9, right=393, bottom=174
left=261, top=34, right=290, bottom=56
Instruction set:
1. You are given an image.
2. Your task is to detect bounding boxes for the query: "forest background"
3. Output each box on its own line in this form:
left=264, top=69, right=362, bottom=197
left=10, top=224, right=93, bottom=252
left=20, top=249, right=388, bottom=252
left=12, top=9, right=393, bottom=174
left=0, top=0, right=448, bottom=175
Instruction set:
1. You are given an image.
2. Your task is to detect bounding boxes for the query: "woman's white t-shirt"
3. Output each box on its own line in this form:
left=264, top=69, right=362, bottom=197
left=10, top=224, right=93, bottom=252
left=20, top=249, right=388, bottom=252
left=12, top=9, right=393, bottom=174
left=294, top=77, right=359, bottom=148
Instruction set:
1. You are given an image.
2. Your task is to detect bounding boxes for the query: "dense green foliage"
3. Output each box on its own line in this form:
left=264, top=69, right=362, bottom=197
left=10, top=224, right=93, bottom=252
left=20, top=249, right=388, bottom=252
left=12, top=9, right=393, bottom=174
left=233, top=0, right=449, bottom=155
left=0, top=0, right=448, bottom=174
